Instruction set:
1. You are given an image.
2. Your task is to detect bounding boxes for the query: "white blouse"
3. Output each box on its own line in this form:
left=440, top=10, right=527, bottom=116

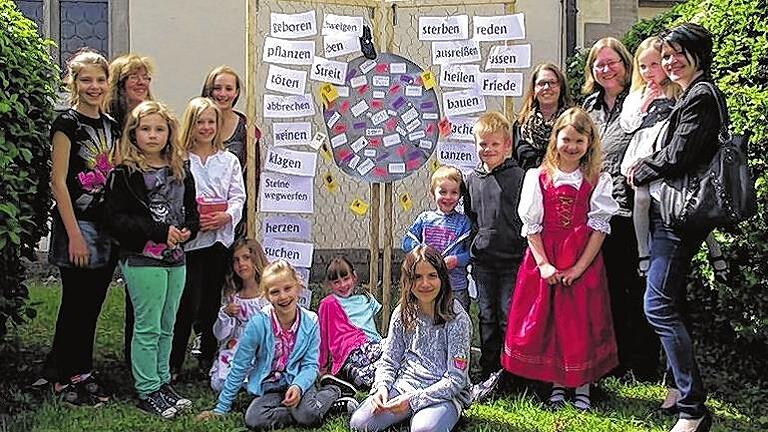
left=518, top=168, right=619, bottom=236
left=185, top=150, right=246, bottom=251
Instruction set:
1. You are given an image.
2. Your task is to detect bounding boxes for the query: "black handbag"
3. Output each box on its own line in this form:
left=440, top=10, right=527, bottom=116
left=658, top=81, right=757, bottom=232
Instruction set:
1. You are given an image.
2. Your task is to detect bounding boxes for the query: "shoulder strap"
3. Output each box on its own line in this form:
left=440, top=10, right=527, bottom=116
left=694, top=81, right=730, bottom=140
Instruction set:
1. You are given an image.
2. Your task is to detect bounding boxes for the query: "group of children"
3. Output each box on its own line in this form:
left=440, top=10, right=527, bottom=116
left=42, top=32, right=712, bottom=431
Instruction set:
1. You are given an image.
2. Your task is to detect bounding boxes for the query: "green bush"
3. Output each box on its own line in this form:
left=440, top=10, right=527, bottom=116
left=565, top=0, right=768, bottom=392
left=0, top=0, right=59, bottom=343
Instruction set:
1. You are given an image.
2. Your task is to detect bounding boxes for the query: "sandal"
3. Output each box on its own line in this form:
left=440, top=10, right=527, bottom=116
left=659, top=388, right=680, bottom=416
left=573, top=393, right=592, bottom=411
left=638, top=256, right=650, bottom=278
left=547, top=386, right=567, bottom=410
left=708, top=255, right=729, bottom=283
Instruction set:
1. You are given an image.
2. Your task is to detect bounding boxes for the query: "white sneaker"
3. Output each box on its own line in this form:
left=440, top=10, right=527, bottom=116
left=669, top=413, right=712, bottom=432
left=471, top=369, right=502, bottom=403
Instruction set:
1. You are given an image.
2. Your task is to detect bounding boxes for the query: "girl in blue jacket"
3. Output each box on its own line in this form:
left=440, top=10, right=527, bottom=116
left=199, top=260, right=346, bottom=430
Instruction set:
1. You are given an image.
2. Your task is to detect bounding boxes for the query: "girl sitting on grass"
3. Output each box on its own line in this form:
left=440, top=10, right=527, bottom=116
left=350, top=245, right=472, bottom=432
left=210, top=238, right=269, bottom=391
left=317, top=256, right=383, bottom=392
left=199, top=260, right=355, bottom=430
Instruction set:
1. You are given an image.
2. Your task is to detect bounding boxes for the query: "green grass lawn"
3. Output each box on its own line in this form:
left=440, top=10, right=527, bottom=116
left=0, top=281, right=761, bottom=432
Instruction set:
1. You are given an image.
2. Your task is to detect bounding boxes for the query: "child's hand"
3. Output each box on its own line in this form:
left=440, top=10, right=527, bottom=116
left=538, top=263, right=560, bottom=285
left=282, top=385, right=302, bottom=407
left=382, top=394, right=410, bottom=414
left=224, top=302, right=241, bottom=317
left=68, top=231, right=90, bottom=267
left=444, top=255, right=458, bottom=270
left=196, top=410, right=223, bottom=421
left=179, top=227, right=191, bottom=243
left=167, top=225, right=185, bottom=248
left=371, top=387, right=389, bottom=413
left=559, top=266, right=585, bottom=287
left=641, top=83, right=662, bottom=112
left=200, top=211, right=231, bottom=232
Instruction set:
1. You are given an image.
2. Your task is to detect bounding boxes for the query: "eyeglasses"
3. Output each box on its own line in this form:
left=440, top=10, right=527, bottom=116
left=592, top=59, right=623, bottom=72
left=535, top=80, right=560, bottom=89
left=126, top=74, right=152, bottom=83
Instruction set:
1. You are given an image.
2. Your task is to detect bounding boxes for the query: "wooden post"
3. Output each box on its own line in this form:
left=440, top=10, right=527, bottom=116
left=381, top=182, right=393, bottom=332
left=245, top=0, right=258, bottom=239
left=369, top=183, right=380, bottom=306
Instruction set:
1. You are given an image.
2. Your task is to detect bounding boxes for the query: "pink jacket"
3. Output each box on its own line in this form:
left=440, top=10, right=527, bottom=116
left=318, top=295, right=369, bottom=374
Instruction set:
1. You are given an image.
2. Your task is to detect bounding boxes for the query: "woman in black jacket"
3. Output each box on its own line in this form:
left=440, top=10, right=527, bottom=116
left=628, top=23, right=721, bottom=432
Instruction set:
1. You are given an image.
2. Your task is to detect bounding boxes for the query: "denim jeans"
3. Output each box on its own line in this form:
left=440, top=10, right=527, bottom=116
left=644, top=203, right=710, bottom=419
left=472, top=264, right=519, bottom=378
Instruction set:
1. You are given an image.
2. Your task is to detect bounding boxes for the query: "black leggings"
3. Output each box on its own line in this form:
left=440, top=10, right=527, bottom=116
left=45, top=261, right=116, bottom=382
left=169, top=243, right=229, bottom=370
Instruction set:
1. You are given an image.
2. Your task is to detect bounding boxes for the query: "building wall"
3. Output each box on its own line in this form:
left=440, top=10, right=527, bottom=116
left=129, top=0, right=247, bottom=116
left=638, top=6, right=668, bottom=20
left=578, top=0, right=638, bottom=47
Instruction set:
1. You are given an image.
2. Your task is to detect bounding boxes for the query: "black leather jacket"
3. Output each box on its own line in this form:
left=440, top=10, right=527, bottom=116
left=103, top=163, right=199, bottom=254
left=632, top=75, right=723, bottom=186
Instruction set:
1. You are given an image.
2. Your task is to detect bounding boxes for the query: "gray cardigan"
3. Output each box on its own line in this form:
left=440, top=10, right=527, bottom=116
left=373, top=300, right=472, bottom=413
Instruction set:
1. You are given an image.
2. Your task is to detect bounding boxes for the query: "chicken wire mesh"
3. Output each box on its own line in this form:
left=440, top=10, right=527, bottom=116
left=248, top=0, right=521, bottom=277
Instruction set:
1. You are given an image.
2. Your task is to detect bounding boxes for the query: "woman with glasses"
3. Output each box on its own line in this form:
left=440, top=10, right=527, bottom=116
left=514, top=63, right=573, bottom=171
left=582, top=38, right=661, bottom=383
left=108, top=54, right=155, bottom=128
left=106, top=53, right=156, bottom=366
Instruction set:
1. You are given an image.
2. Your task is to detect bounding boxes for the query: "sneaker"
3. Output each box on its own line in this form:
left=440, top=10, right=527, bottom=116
left=319, top=374, right=358, bottom=397
left=138, top=389, right=177, bottom=419
left=159, top=383, right=192, bottom=410
left=190, top=334, right=202, bottom=357
left=326, top=396, right=359, bottom=417
left=471, top=369, right=502, bottom=403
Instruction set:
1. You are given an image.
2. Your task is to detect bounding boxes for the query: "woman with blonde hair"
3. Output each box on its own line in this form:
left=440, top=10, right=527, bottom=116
left=200, top=65, right=262, bottom=238
left=107, top=53, right=156, bottom=365
left=108, top=54, right=155, bottom=128
left=582, top=37, right=660, bottom=381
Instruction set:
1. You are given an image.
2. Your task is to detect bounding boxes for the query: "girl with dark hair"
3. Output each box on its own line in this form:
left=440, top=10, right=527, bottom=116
left=317, top=256, right=383, bottom=391
left=349, top=246, right=472, bottom=432
left=515, top=63, right=574, bottom=170
left=628, top=22, right=721, bottom=432
left=209, top=238, right=270, bottom=392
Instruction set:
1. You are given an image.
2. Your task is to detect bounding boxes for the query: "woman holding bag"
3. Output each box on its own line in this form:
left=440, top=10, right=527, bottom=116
left=628, top=23, right=722, bottom=432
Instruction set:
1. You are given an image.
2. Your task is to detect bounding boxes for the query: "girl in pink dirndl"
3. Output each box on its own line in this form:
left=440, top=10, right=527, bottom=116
left=501, top=107, right=619, bottom=411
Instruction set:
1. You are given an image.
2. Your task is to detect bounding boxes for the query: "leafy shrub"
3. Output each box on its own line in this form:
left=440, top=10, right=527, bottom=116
left=0, top=1, right=58, bottom=343
left=565, top=0, right=768, bottom=398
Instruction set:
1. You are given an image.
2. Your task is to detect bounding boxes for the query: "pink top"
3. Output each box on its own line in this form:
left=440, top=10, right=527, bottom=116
left=266, top=308, right=300, bottom=382
left=318, top=295, right=369, bottom=374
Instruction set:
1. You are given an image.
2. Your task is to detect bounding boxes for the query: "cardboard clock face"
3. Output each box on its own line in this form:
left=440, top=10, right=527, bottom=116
left=322, top=53, right=440, bottom=182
